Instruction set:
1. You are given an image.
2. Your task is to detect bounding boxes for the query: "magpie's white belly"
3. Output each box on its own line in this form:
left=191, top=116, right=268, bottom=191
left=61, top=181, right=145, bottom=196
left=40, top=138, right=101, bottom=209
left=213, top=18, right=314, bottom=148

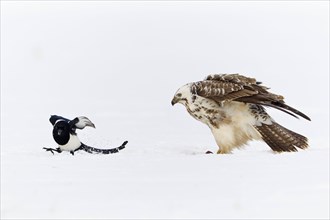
left=59, top=134, right=81, bottom=151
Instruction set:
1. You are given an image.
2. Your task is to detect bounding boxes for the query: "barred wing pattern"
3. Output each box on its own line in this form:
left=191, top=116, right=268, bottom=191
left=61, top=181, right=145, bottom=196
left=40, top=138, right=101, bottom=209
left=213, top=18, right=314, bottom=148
left=193, top=74, right=310, bottom=121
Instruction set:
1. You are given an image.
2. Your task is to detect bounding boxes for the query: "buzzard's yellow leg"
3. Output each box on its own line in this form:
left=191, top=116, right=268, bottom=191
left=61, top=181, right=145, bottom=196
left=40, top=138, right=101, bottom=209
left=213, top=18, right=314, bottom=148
left=217, top=148, right=231, bottom=154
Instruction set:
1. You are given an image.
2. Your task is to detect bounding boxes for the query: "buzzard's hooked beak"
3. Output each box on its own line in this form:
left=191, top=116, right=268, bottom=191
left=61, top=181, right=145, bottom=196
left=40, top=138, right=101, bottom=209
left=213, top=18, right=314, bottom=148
left=171, top=97, right=179, bottom=106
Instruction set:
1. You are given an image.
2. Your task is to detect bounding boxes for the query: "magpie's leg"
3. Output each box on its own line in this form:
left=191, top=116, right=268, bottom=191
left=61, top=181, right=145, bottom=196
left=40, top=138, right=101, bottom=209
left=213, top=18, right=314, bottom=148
left=43, top=147, right=62, bottom=154
left=70, top=146, right=83, bottom=155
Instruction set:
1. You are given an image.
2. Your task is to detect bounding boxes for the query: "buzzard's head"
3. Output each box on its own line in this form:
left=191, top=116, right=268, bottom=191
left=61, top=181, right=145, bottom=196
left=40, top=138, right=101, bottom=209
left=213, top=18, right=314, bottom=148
left=171, top=84, right=193, bottom=106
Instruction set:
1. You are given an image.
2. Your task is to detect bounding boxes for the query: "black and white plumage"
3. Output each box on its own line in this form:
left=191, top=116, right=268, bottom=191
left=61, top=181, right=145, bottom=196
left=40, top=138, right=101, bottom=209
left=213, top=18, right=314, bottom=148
left=171, top=74, right=310, bottom=154
left=43, top=115, right=127, bottom=155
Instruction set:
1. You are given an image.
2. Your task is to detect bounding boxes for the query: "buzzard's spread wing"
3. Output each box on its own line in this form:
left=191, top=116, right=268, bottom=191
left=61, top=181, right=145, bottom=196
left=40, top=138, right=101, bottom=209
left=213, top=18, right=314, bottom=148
left=193, top=74, right=311, bottom=121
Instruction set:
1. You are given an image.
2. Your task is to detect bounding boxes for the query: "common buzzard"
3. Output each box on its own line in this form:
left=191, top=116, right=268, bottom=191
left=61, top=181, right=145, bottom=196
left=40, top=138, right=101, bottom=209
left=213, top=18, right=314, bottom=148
left=171, top=74, right=310, bottom=154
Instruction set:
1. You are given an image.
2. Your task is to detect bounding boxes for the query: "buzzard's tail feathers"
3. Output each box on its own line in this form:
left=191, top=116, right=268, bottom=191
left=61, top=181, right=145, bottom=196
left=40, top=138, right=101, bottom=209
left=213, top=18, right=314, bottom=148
left=80, top=141, right=127, bottom=154
left=254, top=122, right=308, bottom=152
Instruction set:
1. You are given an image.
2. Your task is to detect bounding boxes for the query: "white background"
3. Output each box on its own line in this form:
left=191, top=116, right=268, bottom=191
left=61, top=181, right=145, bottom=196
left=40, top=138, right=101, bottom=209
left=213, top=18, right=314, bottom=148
left=1, top=1, right=329, bottom=219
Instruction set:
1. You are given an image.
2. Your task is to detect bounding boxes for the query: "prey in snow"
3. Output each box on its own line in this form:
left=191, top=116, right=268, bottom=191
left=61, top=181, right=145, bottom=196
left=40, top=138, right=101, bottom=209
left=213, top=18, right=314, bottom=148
left=43, top=115, right=127, bottom=155
left=171, top=74, right=310, bottom=154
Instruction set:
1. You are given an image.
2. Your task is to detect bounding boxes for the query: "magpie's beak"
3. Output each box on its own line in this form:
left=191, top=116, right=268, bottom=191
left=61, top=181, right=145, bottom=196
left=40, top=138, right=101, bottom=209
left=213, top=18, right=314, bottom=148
left=171, top=97, right=179, bottom=106
left=84, top=119, right=96, bottom=128
left=74, top=116, right=96, bottom=129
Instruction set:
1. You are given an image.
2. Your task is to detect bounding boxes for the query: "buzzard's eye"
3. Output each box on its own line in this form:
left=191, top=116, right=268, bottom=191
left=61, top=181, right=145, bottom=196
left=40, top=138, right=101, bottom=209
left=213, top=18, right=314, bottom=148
left=177, top=93, right=182, bottom=97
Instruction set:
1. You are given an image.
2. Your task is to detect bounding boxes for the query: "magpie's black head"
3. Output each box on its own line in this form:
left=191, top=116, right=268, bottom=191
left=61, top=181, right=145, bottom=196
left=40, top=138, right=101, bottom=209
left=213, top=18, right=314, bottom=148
left=50, top=115, right=70, bottom=126
left=52, top=120, right=71, bottom=145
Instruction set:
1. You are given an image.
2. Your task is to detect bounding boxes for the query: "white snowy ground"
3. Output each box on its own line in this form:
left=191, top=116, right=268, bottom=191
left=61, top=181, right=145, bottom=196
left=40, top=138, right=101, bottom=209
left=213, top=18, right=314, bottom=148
left=1, top=1, right=329, bottom=219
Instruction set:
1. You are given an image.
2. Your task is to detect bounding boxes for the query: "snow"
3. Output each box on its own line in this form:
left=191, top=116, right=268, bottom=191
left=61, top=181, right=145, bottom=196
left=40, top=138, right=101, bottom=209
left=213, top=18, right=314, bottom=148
left=2, top=148, right=328, bottom=219
left=1, top=1, right=329, bottom=219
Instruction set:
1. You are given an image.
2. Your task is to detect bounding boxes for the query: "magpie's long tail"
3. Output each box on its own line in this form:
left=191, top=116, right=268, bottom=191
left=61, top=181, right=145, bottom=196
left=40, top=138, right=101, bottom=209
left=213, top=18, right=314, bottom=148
left=79, top=141, right=128, bottom=154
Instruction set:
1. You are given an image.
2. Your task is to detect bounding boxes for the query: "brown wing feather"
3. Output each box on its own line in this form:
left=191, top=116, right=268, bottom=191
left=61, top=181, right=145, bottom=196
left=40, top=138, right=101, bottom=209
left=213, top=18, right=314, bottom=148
left=195, top=74, right=270, bottom=102
left=194, top=74, right=310, bottom=121
left=193, top=80, right=256, bottom=102
left=205, top=73, right=258, bottom=85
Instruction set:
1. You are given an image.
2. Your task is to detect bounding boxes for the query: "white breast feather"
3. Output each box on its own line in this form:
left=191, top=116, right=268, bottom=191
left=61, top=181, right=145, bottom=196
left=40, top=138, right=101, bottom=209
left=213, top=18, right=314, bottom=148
left=59, top=134, right=81, bottom=151
left=211, top=102, right=262, bottom=149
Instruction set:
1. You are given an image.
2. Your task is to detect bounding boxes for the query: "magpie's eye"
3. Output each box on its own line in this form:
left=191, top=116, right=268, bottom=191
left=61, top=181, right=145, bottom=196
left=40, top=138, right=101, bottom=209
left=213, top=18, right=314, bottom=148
left=177, top=93, right=182, bottom=97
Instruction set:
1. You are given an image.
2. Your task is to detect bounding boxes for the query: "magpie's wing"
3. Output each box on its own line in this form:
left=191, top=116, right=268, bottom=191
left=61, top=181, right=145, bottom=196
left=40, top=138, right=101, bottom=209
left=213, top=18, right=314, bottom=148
left=70, top=116, right=96, bottom=129
left=49, top=115, right=70, bottom=125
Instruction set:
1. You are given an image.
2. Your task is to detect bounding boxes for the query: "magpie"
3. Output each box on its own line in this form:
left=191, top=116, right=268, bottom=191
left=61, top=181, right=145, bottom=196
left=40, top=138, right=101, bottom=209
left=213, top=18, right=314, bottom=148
left=43, top=115, right=128, bottom=155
